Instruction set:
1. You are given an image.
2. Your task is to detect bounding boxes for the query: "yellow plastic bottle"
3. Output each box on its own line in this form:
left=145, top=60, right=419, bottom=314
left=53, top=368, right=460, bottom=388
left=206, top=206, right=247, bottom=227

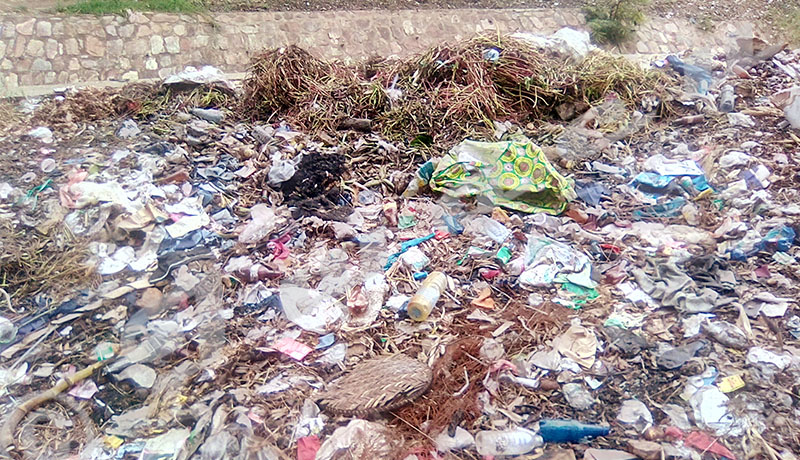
left=407, top=271, right=447, bottom=321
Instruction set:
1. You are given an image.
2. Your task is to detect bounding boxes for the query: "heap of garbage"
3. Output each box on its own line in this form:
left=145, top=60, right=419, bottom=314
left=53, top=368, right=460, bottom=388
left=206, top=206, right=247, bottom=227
left=1, top=28, right=800, bottom=460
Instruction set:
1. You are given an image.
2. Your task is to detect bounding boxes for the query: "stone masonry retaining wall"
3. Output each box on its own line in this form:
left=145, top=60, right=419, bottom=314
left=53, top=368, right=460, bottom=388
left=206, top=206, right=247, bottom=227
left=0, top=9, right=756, bottom=96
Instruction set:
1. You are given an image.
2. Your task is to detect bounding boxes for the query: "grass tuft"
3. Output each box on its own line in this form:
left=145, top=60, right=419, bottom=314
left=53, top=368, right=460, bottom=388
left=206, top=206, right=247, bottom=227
left=60, top=0, right=204, bottom=15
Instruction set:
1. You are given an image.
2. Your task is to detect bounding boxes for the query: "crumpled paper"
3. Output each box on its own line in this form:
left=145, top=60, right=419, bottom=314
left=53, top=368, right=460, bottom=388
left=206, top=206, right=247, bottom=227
left=552, top=320, right=598, bottom=368
left=690, top=386, right=743, bottom=436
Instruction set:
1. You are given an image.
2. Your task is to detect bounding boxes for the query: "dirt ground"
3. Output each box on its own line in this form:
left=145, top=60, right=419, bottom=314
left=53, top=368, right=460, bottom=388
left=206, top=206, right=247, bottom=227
left=2, top=0, right=797, bottom=29
left=203, top=0, right=798, bottom=35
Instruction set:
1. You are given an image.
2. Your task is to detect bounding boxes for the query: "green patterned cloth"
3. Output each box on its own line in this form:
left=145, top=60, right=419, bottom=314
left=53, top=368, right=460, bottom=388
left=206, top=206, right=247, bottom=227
left=429, top=140, right=575, bottom=214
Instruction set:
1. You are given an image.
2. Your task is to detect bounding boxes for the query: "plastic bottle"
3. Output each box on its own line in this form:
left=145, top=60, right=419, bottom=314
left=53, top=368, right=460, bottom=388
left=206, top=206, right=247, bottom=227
left=475, top=428, right=543, bottom=455
left=407, top=271, right=447, bottom=321
left=666, top=55, right=711, bottom=95
left=718, top=84, right=735, bottom=112
left=0, top=316, right=17, bottom=344
left=539, top=419, right=610, bottom=443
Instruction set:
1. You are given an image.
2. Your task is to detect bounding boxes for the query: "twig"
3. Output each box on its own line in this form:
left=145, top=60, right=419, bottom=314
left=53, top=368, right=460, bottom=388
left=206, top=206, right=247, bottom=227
left=0, top=288, right=15, bottom=313
left=9, top=326, right=55, bottom=373
left=390, top=411, right=435, bottom=442
left=0, top=359, right=108, bottom=455
left=452, top=368, right=470, bottom=397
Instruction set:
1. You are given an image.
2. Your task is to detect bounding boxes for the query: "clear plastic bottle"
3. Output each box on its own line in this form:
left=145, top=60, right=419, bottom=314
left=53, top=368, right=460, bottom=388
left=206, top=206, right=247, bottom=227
left=0, top=316, right=16, bottom=344
left=407, top=271, right=447, bottom=321
left=719, top=84, right=736, bottom=112
left=475, top=427, right=543, bottom=456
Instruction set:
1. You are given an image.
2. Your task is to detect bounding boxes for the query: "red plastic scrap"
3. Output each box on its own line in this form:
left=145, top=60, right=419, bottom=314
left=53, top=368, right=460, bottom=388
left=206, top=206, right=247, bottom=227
left=297, top=436, right=320, bottom=460
left=434, top=230, right=450, bottom=240
left=663, top=426, right=684, bottom=440
left=754, top=265, right=771, bottom=278
left=267, top=337, right=313, bottom=361
left=685, top=431, right=736, bottom=460
left=599, top=244, right=621, bottom=254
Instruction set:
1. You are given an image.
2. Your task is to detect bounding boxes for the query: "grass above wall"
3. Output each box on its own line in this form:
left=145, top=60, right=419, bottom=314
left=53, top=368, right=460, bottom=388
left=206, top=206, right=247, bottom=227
left=59, top=0, right=204, bottom=14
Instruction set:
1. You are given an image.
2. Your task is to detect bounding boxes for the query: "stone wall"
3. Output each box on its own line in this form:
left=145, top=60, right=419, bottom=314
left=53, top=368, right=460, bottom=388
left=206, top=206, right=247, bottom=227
left=0, top=9, right=755, bottom=95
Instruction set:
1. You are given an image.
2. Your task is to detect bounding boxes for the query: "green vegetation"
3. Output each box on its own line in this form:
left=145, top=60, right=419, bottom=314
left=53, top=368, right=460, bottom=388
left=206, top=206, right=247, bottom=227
left=769, top=3, right=800, bottom=45
left=60, top=0, right=204, bottom=15
left=696, top=14, right=715, bottom=32
left=583, top=0, right=650, bottom=46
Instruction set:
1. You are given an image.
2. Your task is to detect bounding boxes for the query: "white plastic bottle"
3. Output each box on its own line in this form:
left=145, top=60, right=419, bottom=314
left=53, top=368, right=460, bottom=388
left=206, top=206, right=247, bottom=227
left=475, top=427, right=543, bottom=455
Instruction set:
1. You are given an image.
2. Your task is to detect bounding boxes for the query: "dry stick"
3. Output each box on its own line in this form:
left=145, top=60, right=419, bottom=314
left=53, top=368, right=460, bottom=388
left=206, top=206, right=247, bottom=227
left=390, top=410, right=435, bottom=442
left=9, top=326, right=55, bottom=374
left=0, top=288, right=15, bottom=314
left=0, top=360, right=107, bottom=455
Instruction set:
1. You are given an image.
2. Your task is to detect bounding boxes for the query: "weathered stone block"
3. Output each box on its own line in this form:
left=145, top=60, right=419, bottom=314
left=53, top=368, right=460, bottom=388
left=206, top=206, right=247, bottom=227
left=136, top=25, right=151, bottom=38
left=108, top=39, right=124, bottom=56
left=128, top=12, right=149, bottom=24
left=85, top=35, right=105, bottom=57
left=121, top=70, right=139, bottom=80
left=1, top=24, right=15, bottom=39
left=4, top=73, right=18, bottom=88
left=16, top=18, right=35, bottom=36
left=12, top=37, right=27, bottom=58
left=150, top=35, right=165, bottom=54
left=25, top=39, right=44, bottom=57
left=164, top=36, right=180, bottom=53
left=31, top=57, right=51, bottom=71
left=119, top=24, right=135, bottom=38
left=128, top=38, right=148, bottom=56
left=19, top=73, right=35, bottom=86
left=157, top=67, right=176, bottom=79
left=45, top=39, right=58, bottom=59
left=36, top=21, right=52, bottom=37
left=64, top=38, right=79, bottom=55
